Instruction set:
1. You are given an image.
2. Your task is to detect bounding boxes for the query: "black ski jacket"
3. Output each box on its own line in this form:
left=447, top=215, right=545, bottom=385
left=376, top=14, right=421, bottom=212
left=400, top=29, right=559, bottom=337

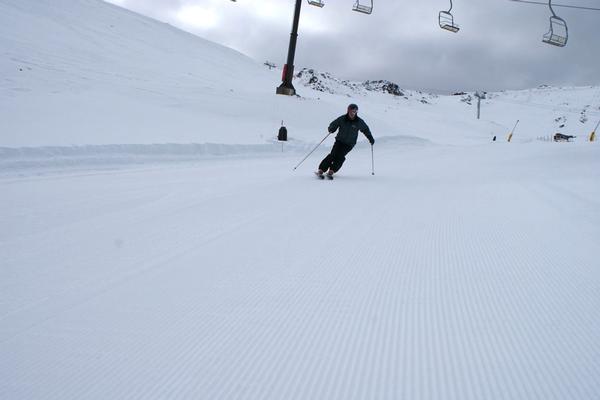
left=328, top=114, right=374, bottom=146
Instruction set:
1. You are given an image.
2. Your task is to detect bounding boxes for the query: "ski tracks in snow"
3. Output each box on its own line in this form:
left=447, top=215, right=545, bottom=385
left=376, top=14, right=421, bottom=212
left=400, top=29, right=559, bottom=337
left=2, top=145, right=600, bottom=399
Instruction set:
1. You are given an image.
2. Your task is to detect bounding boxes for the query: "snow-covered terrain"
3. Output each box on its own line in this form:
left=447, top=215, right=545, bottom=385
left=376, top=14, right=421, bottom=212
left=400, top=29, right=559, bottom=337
left=1, top=0, right=599, bottom=399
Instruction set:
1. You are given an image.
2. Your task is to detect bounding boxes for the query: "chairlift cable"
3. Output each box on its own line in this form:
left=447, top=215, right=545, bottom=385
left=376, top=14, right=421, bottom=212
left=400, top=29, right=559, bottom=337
left=549, top=0, right=558, bottom=17
left=508, top=0, right=600, bottom=11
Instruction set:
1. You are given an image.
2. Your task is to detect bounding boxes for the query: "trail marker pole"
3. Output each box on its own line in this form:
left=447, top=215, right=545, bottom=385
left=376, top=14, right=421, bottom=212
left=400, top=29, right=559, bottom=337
left=507, top=119, right=520, bottom=142
left=590, top=119, right=599, bottom=142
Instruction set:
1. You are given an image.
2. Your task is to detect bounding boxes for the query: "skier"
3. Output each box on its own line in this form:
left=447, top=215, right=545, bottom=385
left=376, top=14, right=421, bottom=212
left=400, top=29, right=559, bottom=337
left=316, top=103, right=375, bottom=179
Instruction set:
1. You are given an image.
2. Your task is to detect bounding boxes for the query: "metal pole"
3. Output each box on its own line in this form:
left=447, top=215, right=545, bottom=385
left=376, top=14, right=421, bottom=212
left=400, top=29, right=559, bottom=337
left=475, top=91, right=483, bottom=119
left=276, top=0, right=302, bottom=96
left=293, top=132, right=331, bottom=170
left=371, top=144, right=375, bottom=175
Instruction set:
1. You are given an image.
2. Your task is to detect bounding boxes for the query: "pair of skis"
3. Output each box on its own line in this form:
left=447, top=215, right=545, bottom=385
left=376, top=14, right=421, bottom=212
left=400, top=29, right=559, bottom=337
left=294, top=132, right=375, bottom=179
left=315, top=171, right=334, bottom=180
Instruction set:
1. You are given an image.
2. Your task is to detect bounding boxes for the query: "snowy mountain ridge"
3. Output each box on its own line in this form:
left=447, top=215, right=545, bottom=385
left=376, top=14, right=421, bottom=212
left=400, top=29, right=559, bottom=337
left=294, top=68, right=409, bottom=98
left=1, top=0, right=599, bottom=151
left=292, top=65, right=600, bottom=114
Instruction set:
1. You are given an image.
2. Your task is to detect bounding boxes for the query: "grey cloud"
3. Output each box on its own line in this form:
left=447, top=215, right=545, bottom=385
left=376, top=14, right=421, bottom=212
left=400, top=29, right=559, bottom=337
left=108, top=0, right=600, bottom=92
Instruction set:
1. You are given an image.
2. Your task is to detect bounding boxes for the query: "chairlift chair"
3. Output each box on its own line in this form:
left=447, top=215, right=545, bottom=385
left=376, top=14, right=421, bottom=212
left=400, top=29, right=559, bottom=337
left=543, top=16, right=568, bottom=46
left=353, top=0, right=373, bottom=15
left=439, top=11, right=459, bottom=32
left=307, top=0, right=325, bottom=7
left=439, top=0, right=459, bottom=32
left=542, top=1, right=568, bottom=47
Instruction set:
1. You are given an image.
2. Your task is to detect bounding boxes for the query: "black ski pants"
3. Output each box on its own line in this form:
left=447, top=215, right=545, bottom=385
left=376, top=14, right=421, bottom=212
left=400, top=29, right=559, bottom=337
left=319, top=141, right=354, bottom=173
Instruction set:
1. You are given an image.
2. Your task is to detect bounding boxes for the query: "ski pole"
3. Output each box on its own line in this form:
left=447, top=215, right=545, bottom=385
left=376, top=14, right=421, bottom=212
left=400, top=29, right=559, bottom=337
left=293, top=133, right=331, bottom=170
left=371, top=144, right=375, bottom=175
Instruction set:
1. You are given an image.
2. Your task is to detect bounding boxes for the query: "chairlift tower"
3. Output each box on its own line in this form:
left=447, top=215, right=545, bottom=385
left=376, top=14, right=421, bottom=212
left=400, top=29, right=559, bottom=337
left=276, top=0, right=373, bottom=96
left=276, top=0, right=304, bottom=96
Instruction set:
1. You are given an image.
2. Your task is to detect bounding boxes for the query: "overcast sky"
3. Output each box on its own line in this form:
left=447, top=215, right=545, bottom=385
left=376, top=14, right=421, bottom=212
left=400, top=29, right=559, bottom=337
left=105, top=0, right=600, bottom=92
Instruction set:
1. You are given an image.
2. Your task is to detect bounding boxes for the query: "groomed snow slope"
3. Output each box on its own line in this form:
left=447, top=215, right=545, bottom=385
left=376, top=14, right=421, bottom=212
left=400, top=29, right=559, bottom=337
left=2, top=142, right=599, bottom=400
left=1, top=1, right=600, bottom=399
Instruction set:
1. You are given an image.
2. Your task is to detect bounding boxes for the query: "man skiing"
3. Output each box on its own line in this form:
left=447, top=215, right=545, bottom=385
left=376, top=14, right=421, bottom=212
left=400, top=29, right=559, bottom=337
left=316, top=103, right=375, bottom=179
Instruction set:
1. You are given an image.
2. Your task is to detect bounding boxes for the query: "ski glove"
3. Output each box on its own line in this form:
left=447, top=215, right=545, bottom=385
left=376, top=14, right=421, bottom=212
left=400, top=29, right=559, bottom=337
left=369, top=138, right=375, bottom=145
